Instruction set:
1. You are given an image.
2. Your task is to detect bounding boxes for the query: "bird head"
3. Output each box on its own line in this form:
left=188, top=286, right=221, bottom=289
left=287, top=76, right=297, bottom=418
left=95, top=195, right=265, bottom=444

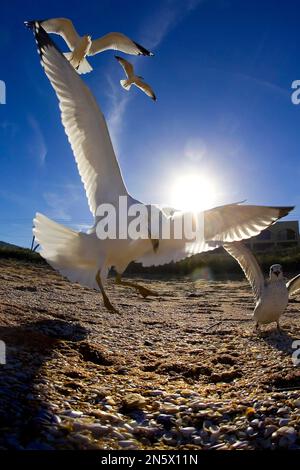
left=269, top=264, right=283, bottom=281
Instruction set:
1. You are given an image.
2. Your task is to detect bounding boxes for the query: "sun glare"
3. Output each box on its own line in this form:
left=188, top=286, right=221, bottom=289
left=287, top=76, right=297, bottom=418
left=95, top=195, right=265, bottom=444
left=170, top=173, right=217, bottom=212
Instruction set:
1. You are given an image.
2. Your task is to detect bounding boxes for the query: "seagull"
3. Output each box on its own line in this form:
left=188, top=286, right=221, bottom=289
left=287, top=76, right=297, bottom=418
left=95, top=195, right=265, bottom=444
left=115, top=56, right=156, bottom=101
left=27, top=23, right=294, bottom=313
left=68, top=35, right=92, bottom=71
left=224, top=242, right=300, bottom=331
left=25, top=18, right=153, bottom=74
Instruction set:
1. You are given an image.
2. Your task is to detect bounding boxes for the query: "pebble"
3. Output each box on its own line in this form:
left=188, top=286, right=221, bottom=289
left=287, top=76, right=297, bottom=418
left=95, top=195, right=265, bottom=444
left=159, top=404, right=178, bottom=414
left=276, top=426, right=297, bottom=448
left=134, top=426, right=160, bottom=438
left=162, top=435, right=177, bottom=446
left=112, top=430, right=126, bottom=440
left=264, top=425, right=277, bottom=438
left=118, top=440, right=137, bottom=448
left=193, top=436, right=203, bottom=445
left=122, top=394, right=147, bottom=410
left=180, top=389, right=194, bottom=397
left=156, top=414, right=174, bottom=426
left=63, top=410, right=83, bottom=418
left=277, top=407, right=290, bottom=416
left=180, top=427, right=196, bottom=437
left=279, top=418, right=290, bottom=427
left=210, top=443, right=228, bottom=450
left=231, top=441, right=249, bottom=449
left=150, top=390, right=165, bottom=397
left=123, top=423, right=134, bottom=433
left=88, top=424, right=111, bottom=437
left=92, top=410, right=123, bottom=424
left=250, top=419, right=260, bottom=427
left=53, top=415, right=62, bottom=425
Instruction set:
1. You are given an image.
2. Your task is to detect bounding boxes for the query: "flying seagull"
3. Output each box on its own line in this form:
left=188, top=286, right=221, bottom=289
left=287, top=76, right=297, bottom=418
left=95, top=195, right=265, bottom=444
left=224, top=242, right=300, bottom=330
left=25, top=18, right=153, bottom=74
left=115, top=55, right=156, bottom=101
left=27, top=23, right=293, bottom=313
left=67, top=35, right=92, bottom=71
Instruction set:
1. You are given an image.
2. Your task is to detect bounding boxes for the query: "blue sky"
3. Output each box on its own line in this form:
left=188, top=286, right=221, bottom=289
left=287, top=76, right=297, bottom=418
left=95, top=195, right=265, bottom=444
left=0, top=0, right=300, bottom=247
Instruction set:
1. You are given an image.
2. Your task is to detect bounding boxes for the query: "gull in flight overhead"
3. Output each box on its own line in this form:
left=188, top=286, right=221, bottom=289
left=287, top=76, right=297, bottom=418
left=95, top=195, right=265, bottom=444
left=115, top=55, right=156, bottom=101
left=25, top=18, right=153, bottom=74
left=27, top=23, right=294, bottom=313
left=224, top=242, right=300, bottom=331
left=67, top=35, right=92, bottom=71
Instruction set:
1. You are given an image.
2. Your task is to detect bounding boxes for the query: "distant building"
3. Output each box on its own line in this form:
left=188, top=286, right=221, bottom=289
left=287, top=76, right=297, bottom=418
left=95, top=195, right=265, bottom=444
left=245, top=221, right=299, bottom=252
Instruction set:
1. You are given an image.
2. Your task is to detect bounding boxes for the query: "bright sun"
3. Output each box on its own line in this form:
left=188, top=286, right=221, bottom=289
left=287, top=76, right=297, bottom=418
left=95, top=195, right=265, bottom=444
left=170, top=173, right=216, bottom=212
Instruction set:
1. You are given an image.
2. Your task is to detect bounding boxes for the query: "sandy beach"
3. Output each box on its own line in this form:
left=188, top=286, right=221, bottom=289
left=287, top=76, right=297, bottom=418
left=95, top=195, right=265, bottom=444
left=0, top=257, right=300, bottom=450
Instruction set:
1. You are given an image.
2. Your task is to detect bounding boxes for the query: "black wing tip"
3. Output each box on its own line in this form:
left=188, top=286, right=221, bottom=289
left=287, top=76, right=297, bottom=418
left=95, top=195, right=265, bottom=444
left=25, top=19, right=61, bottom=59
left=152, top=95, right=157, bottom=102
left=114, top=55, right=122, bottom=60
left=24, top=19, right=45, bottom=29
left=277, top=206, right=295, bottom=218
left=133, top=41, right=154, bottom=57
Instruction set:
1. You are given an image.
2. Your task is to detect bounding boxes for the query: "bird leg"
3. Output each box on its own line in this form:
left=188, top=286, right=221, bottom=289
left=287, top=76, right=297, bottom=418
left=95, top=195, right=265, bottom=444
left=115, top=274, right=158, bottom=299
left=96, top=270, right=119, bottom=313
left=276, top=321, right=281, bottom=332
left=254, top=322, right=260, bottom=333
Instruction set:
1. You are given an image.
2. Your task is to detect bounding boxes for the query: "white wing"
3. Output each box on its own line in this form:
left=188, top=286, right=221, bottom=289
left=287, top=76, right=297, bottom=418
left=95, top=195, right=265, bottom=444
left=89, top=32, right=153, bottom=56
left=40, top=18, right=80, bottom=50
left=137, top=204, right=293, bottom=268
left=286, top=274, right=300, bottom=296
left=134, top=78, right=157, bottom=101
left=203, top=204, right=293, bottom=242
left=223, top=241, right=265, bottom=301
left=115, top=55, right=134, bottom=79
left=29, top=23, right=128, bottom=215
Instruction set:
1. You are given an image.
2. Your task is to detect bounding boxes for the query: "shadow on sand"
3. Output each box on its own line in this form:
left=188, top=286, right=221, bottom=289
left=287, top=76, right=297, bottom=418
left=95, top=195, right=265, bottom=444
left=0, top=319, right=87, bottom=449
left=259, top=327, right=297, bottom=353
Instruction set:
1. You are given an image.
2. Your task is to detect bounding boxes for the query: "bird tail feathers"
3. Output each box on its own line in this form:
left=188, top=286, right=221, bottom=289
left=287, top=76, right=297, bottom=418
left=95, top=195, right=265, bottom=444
left=120, top=79, right=131, bottom=90
left=33, top=213, right=99, bottom=290
left=63, top=52, right=93, bottom=74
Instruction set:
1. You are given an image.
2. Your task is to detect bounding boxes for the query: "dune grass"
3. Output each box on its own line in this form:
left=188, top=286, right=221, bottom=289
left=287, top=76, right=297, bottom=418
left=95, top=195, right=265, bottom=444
left=0, top=245, right=45, bottom=264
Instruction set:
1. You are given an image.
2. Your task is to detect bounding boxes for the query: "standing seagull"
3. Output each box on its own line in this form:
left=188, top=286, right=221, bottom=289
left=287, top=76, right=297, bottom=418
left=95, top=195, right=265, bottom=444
left=115, top=56, right=156, bottom=101
left=27, top=23, right=293, bottom=313
left=224, top=242, right=300, bottom=330
left=25, top=18, right=153, bottom=74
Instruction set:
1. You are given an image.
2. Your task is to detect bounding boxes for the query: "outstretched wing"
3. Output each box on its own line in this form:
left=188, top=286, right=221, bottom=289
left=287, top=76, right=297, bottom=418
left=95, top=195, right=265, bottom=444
left=134, top=78, right=157, bottom=101
left=115, top=55, right=134, bottom=78
left=137, top=204, right=293, bottom=268
left=203, top=204, right=293, bottom=242
left=287, top=274, right=300, bottom=296
left=40, top=18, right=80, bottom=50
left=223, top=241, right=265, bottom=301
left=89, top=32, right=153, bottom=56
left=27, top=22, right=128, bottom=215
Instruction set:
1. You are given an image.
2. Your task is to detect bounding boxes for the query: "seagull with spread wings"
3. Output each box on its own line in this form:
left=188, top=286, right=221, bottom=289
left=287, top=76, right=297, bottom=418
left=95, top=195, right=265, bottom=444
left=27, top=22, right=294, bottom=313
left=224, top=242, right=300, bottom=330
left=25, top=18, right=153, bottom=74
left=115, top=55, right=156, bottom=101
